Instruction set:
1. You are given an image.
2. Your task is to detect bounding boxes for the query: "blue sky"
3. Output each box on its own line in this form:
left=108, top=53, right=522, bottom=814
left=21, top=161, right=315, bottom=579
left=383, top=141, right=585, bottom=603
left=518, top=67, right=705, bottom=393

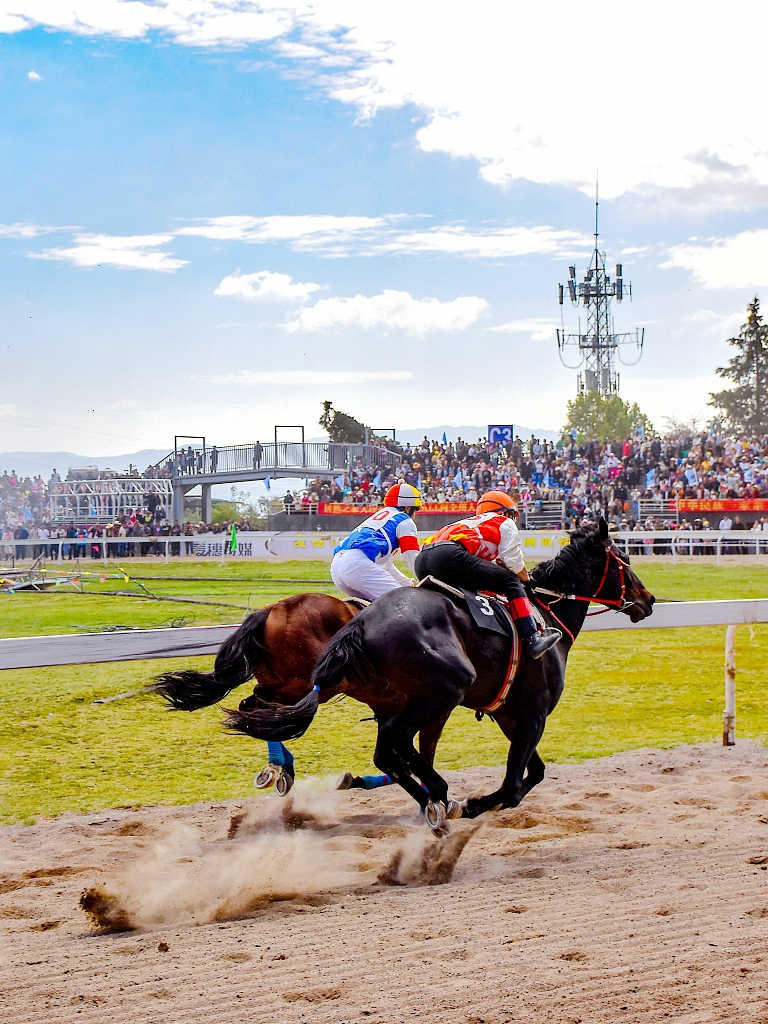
left=4, top=1, right=768, bottom=458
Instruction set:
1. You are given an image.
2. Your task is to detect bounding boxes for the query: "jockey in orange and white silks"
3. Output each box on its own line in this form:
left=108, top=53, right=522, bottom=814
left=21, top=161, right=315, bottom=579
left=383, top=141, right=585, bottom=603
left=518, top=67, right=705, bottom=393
left=415, top=490, right=562, bottom=660
left=330, top=483, right=422, bottom=601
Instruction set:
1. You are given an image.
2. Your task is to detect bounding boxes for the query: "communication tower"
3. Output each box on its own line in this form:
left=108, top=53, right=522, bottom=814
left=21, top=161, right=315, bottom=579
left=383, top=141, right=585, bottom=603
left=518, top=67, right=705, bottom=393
left=557, top=191, right=643, bottom=395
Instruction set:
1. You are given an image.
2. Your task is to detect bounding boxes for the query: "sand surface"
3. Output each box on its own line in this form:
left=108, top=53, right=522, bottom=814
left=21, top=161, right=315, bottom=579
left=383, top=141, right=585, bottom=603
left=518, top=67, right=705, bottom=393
left=3, top=742, right=768, bottom=1023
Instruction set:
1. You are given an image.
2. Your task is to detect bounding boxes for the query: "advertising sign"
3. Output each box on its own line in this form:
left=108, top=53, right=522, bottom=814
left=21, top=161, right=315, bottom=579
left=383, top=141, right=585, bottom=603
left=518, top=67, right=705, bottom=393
left=488, top=424, right=514, bottom=444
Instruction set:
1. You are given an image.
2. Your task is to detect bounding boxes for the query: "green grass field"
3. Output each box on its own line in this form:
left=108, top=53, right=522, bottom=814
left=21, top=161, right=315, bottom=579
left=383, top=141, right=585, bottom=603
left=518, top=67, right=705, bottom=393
left=2, top=558, right=767, bottom=823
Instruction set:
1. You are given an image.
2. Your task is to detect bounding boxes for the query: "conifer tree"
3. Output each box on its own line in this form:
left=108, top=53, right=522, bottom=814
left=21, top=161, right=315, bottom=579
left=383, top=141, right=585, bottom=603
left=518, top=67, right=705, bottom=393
left=710, top=297, right=768, bottom=434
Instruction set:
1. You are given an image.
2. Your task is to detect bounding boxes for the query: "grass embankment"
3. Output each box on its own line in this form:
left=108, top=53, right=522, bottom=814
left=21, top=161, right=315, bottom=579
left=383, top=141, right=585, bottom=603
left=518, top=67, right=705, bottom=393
left=1, top=560, right=767, bottom=823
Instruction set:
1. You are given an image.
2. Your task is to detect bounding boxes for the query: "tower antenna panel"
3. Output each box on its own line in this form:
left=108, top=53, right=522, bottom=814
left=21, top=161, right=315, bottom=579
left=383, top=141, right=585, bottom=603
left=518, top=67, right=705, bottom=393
left=555, top=182, right=644, bottom=396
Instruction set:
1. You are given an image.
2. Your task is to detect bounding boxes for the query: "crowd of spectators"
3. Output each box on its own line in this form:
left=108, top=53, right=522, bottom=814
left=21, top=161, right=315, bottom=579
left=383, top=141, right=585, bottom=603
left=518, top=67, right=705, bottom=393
left=4, top=430, right=768, bottom=555
left=0, top=465, right=255, bottom=559
left=284, top=430, right=768, bottom=530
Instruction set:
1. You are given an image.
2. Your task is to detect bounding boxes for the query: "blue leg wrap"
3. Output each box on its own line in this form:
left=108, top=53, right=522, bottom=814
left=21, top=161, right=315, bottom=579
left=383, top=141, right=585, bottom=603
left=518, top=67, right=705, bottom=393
left=361, top=774, right=392, bottom=790
left=266, top=741, right=294, bottom=769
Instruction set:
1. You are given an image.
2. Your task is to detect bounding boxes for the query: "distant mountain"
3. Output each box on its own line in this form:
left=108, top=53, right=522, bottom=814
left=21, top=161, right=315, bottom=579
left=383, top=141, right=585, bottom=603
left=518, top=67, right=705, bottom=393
left=0, top=449, right=171, bottom=479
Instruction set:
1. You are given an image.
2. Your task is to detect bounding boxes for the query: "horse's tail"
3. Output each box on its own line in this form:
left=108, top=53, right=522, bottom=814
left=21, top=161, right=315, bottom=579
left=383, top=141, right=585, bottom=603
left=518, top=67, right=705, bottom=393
left=155, top=607, right=271, bottom=711
left=222, top=614, right=368, bottom=742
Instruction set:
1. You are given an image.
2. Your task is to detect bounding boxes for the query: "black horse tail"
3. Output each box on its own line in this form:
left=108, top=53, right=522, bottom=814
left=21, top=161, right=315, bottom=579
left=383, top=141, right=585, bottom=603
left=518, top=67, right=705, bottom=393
left=222, top=615, right=368, bottom=742
left=155, top=607, right=272, bottom=711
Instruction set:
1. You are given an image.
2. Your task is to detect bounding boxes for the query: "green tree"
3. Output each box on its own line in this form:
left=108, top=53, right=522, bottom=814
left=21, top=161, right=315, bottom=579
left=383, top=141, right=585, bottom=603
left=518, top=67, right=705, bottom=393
left=710, top=297, right=768, bottom=434
left=563, top=392, right=654, bottom=445
left=319, top=401, right=368, bottom=443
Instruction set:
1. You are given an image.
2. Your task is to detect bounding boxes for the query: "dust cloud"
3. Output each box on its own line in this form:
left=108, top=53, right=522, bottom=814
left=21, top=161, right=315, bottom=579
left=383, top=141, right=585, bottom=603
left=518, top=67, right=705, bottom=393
left=78, top=793, right=477, bottom=932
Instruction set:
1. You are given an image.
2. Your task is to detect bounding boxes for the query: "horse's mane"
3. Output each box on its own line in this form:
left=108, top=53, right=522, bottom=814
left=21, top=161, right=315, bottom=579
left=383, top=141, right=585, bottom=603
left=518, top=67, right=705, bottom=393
left=530, top=525, right=603, bottom=593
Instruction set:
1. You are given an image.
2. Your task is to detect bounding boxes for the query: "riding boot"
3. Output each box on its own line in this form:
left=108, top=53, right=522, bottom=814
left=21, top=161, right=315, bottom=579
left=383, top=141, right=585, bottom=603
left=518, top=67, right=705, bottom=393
left=523, top=627, right=562, bottom=659
left=336, top=772, right=392, bottom=790
left=506, top=593, right=562, bottom=660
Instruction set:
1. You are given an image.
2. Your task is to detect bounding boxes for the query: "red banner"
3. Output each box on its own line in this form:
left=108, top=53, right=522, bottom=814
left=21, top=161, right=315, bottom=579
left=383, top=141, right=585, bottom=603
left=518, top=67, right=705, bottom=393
left=317, top=502, right=475, bottom=515
left=679, top=499, right=768, bottom=512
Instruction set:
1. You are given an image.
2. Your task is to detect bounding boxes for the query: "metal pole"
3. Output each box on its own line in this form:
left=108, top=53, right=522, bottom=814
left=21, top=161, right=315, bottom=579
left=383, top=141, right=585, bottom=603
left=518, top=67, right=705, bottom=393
left=716, top=534, right=721, bottom=567
left=723, top=624, right=736, bottom=746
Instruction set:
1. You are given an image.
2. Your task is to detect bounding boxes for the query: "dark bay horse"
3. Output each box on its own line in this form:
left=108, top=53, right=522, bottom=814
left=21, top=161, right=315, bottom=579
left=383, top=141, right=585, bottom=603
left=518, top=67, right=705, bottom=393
left=223, top=520, right=655, bottom=830
left=154, top=592, right=449, bottom=776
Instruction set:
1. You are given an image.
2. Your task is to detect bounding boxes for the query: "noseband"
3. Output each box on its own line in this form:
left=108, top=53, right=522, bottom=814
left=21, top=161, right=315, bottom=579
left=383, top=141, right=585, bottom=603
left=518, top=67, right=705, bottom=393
left=533, top=546, right=635, bottom=615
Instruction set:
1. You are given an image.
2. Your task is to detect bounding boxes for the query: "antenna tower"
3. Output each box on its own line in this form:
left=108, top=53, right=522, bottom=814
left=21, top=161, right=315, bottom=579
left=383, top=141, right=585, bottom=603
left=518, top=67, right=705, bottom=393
left=557, top=181, right=643, bottom=396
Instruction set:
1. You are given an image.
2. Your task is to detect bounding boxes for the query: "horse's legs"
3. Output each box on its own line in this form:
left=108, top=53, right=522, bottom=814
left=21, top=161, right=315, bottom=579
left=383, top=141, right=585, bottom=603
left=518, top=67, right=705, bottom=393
left=462, top=709, right=547, bottom=819
left=373, top=723, right=431, bottom=810
left=377, top=696, right=459, bottom=808
left=418, top=711, right=451, bottom=767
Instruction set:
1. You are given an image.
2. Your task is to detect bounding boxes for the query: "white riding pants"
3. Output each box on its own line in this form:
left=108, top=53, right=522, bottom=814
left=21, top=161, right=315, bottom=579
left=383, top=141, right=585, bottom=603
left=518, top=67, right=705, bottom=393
left=330, top=548, right=403, bottom=601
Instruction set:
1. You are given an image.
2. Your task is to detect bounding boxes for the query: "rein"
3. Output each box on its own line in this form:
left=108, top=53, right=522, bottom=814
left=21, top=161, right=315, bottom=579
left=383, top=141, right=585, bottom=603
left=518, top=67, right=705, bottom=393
left=532, top=547, right=635, bottom=619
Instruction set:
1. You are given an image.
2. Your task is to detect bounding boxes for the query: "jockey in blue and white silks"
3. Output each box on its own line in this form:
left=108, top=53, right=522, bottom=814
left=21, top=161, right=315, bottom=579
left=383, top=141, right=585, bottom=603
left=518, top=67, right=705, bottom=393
left=330, top=483, right=422, bottom=601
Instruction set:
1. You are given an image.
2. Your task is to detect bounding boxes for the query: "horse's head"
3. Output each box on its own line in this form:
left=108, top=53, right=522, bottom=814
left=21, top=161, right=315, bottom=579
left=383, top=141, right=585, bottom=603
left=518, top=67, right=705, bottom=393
left=583, top=517, right=655, bottom=623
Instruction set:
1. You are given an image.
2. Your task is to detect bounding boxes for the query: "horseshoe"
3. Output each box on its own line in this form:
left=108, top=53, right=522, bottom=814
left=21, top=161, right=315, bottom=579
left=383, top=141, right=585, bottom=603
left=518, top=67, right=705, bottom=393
left=424, top=800, right=447, bottom=832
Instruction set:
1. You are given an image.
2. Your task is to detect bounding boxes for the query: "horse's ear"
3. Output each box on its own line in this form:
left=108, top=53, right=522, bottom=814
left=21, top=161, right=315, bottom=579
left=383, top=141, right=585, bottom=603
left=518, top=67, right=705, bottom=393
left=597, top=516, right=610, bottom=546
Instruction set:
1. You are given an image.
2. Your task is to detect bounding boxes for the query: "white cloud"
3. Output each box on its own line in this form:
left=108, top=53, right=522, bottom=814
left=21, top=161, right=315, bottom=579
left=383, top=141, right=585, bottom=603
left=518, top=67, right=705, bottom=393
left=377, top=225, right=590, bottom=259
left=0, top=1, right=296, bottom=46
left=661, top=230, right=768, bottom=288
left=215, top=269, right=321, bottom=302
left=33, top=233, right=187, bottom=271
left=201, top=370, right=413, bottom=384
left=681, top=310, right=744, bottom=336
left=0, top=222, right=62, bottom=238
left=27, top=70, right=41, bottom=80
left=489, top=318, right=557, bottom=341
left=177, top=214, right=394, bottom=255
left=11, top=4, right=768, bottom=208
left=287, top=289, right=487, bottom=334
left=179, top=214, right=588, bottom=259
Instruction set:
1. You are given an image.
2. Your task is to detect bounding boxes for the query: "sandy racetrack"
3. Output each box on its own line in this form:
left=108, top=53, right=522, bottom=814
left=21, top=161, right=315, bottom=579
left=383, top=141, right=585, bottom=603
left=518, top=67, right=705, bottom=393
left=3, top=742, right=768, bottom=1023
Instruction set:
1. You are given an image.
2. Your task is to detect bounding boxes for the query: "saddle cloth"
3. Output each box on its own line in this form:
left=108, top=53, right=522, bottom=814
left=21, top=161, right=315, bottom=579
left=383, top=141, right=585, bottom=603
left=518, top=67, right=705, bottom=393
left=415, top=575, right=521, bottom=714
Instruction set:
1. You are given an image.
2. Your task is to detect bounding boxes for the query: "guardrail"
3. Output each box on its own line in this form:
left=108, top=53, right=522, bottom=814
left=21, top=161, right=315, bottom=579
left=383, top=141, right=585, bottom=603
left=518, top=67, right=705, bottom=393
left=4, top=529, right=768, bottom=565
left=158, top=441, right=400, bottom=477
left=2, top=599, right=765, bottom=747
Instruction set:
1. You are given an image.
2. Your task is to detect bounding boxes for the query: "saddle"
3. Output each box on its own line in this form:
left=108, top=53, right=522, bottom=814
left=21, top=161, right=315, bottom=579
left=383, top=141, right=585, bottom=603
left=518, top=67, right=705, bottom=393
left=415, top=576, right=521, bottom=714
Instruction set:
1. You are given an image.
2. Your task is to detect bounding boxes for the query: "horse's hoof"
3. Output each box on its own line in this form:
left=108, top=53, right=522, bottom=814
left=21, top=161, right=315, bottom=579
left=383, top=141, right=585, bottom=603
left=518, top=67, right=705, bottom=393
left=254, top=765, right=279, bottom=790
left=445, top=799, right=464, bottom=819
left=335, top=772, right=354, bottom=790
left=424, top=800, right=446, bottom=832
left=275, top=770, right=294, bottom=797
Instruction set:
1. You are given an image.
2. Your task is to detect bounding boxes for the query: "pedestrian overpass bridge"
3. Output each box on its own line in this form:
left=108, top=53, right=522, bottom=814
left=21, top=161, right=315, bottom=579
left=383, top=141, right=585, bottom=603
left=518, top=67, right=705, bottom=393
left=161, top=440, right=399, bottom=522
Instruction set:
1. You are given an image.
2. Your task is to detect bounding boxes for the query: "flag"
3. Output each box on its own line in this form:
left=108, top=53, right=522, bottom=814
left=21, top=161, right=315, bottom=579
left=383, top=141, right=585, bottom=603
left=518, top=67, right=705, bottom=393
left=23, top=506, right=33, bottom=520
left=229, top=523, right=237, bottom=554
left=646, top=468, right=656, bottom=487
left=264, top=475, right=270, bottom=491
left=442, top=432, right=447, bottom=445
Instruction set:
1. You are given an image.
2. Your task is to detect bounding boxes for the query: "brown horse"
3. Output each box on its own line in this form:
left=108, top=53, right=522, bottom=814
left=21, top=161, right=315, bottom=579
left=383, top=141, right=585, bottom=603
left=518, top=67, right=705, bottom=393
left=154, top=592, right=449, bottom=782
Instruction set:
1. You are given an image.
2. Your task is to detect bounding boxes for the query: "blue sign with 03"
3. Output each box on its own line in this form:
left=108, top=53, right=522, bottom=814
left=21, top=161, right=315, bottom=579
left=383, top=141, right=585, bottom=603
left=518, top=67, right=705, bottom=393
left=488, top=424, right=514, bottom=444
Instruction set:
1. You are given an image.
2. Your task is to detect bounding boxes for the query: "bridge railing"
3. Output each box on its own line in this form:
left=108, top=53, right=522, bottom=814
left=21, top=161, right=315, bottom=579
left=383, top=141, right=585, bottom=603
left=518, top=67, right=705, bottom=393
left=158, top=442, right=400, bottom=477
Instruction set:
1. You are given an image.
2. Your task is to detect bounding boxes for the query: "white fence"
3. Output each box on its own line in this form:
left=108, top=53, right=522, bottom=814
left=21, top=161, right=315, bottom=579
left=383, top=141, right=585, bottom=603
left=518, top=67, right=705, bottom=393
left=5, top=529, right=768, bottom=564
left=2, top=599, right=765, bottom=747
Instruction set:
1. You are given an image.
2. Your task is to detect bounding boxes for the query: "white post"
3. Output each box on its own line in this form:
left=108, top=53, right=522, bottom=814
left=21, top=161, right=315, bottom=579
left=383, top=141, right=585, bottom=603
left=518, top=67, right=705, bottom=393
left=671, top=533, right=677, bottom=565
left=716, top=534, right=722, bottom=567
left=165, top=538, right=169, bottom=564
left=103, top=528, right=108, bottom=566
left=723, top=624, right=736, bottom=746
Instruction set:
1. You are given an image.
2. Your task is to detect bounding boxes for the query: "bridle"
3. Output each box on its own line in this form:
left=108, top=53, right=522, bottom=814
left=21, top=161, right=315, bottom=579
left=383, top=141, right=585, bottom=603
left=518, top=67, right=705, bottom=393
left=532, top=546, right=635, bottom=616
